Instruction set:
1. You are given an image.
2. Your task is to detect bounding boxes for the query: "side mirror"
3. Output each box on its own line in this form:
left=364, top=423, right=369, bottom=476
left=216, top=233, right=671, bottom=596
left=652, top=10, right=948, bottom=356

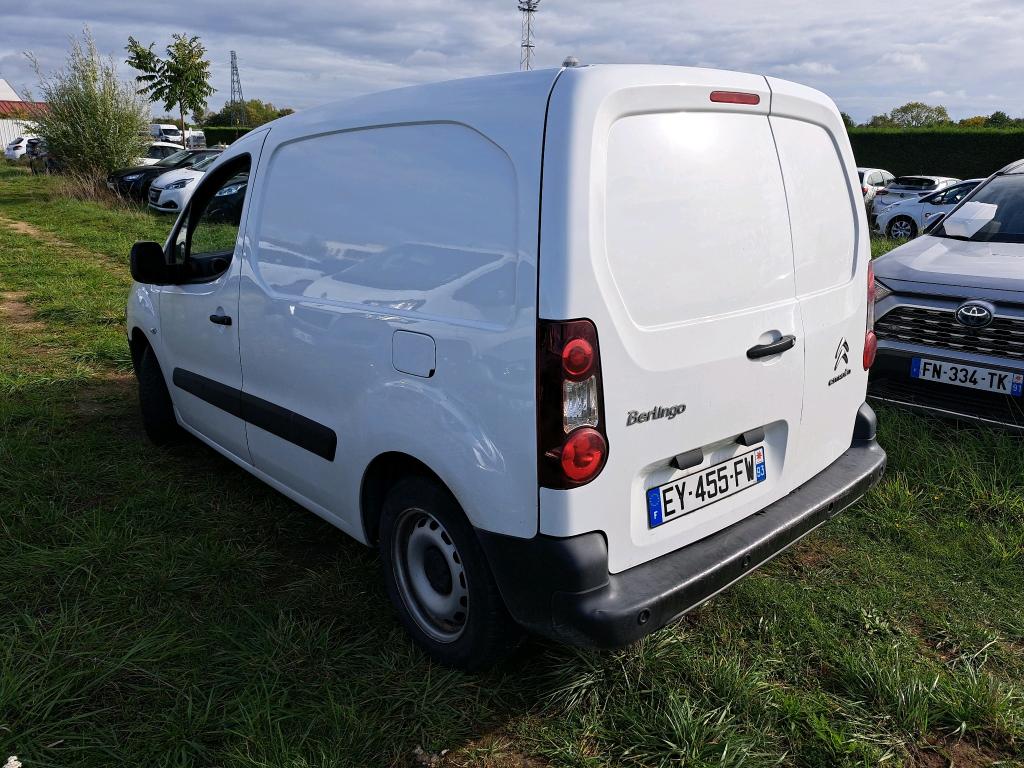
left=130, top=241, right=175, bottom=285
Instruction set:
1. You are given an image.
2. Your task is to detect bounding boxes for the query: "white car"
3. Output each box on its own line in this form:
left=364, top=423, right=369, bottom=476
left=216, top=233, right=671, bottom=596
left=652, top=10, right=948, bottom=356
left=5, top=135, right=37, bottom=160
left=874, top=178, right=983, bottom=239
left=135, top=141, right=184, bottom=166
left=125, top=64, right=885, bottom=670
left=858, top=167, right=895, bottom=207
left=871, top=175, right=960, bottom=217
left=148, top=154, right=219, bottom=213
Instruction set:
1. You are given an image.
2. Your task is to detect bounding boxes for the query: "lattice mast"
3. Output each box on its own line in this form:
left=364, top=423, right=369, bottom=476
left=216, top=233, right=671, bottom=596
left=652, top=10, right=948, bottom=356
left=519, top=1, right=540, bottom=71
left=229, top=51, right=247, bottom=126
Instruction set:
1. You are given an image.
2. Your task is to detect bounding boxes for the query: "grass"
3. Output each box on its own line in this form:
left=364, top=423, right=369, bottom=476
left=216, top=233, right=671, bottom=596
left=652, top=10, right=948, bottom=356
left=0, top=163, right=1022, bottom=767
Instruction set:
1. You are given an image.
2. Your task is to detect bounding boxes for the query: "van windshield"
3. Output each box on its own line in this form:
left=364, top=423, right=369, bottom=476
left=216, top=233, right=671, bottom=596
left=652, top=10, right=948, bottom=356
left=933, top=174, right=1024, bottom=243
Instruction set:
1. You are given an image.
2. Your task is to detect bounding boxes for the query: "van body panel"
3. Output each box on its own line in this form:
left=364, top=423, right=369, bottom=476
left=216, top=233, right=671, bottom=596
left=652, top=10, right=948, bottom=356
left=236, top=70, right=558, bottom=539
left=767, top=76, right=872, bottom=484
left=538, top=66, right=869, bottom=573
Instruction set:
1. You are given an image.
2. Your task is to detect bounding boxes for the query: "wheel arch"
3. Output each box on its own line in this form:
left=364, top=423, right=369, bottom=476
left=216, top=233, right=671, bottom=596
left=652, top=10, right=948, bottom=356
left=360, top=452, right=456, bottom=545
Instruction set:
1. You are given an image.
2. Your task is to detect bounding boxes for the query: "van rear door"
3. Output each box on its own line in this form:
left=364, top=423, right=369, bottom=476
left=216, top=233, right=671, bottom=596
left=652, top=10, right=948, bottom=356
left=768, top=78, right=870, bottom=483
left=538, top=67, right=811, bottom=573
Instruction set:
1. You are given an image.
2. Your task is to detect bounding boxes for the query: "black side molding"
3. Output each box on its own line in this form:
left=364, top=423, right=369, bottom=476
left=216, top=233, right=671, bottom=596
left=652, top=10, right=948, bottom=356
left=172, top=368, right=337, bottom=461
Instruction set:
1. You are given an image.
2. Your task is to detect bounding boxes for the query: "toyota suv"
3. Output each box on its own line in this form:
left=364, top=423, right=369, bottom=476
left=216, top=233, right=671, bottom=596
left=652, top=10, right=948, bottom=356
left=125, top=64, right=886, bottom=670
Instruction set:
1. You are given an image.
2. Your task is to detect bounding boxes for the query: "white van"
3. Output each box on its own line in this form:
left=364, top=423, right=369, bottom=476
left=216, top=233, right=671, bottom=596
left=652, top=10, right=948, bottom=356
left=126, top=65, right=886, bottom=670
left=149, top=123, right=184, bottom=146
left=184, top=128, right=206, bottom=149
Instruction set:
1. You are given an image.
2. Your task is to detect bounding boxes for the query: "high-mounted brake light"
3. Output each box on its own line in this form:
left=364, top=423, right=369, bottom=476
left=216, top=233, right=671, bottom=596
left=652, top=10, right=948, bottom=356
left=710, top=90, right=760, bottom=105
left=538, top=319, right=608, bottom=488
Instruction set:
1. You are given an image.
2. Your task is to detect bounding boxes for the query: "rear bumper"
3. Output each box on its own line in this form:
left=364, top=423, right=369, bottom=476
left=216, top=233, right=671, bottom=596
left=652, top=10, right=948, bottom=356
left=480, top=403, right=886, bottom=648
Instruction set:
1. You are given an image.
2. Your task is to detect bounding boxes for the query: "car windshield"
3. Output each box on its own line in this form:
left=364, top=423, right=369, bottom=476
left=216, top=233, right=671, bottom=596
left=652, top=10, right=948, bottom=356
left=893, top=177, right=937, bottom=189
left=933, top=174, right=1024, bottom=243
left=193, top=155, right=218, bottom=171
left=156, top=150, right=191, bottom=167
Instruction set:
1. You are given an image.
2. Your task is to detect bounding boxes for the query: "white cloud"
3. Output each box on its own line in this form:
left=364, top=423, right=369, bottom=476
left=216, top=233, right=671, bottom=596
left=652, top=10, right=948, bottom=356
left=773, top=61, right=839, bottom=76
left=880, top=51, right=929, bottom=73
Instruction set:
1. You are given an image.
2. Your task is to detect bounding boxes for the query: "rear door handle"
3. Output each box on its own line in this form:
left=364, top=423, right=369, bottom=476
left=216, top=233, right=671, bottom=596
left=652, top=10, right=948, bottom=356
left=747, top=334, right=795, bottom=359
left=209, top=313, right=232, bottom=326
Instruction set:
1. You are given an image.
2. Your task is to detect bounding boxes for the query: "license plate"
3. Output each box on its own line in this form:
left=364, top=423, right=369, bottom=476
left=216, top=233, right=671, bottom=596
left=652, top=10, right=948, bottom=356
left=647, top=446, right=766, bottom=529
left=911, top=358, right=1023, bottom=396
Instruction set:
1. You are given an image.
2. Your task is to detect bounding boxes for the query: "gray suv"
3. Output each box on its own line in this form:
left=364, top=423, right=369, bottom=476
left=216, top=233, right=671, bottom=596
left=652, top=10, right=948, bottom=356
left=869, top=159, right=1024, bottom=428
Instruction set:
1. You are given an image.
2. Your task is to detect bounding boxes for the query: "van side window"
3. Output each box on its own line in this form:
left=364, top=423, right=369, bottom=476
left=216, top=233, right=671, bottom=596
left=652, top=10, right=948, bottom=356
left=171, top=156, right=251, bottom=281
left=252, top=124, right=518, bottom=326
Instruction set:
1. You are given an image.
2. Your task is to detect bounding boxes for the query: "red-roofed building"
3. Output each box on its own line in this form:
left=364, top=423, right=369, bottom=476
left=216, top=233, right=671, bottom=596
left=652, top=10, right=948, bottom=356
left=0, top=78, right=46, bottom=149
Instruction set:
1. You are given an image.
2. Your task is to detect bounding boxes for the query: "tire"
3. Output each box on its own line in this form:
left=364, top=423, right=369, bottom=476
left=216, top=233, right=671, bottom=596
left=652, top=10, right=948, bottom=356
left=887, top=216, right=917, bottom=240
left=135, top=344, right=180, bottom=445
left=380, top=476, right=521, bottom=671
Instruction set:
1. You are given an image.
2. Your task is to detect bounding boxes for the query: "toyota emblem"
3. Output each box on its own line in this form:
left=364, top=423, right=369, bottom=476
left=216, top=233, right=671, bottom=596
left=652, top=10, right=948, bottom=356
left=955, top=301, right=994, bottom=329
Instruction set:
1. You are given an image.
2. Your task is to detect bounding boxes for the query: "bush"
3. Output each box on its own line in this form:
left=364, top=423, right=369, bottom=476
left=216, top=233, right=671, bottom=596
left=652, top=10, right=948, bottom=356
left=200, top=125, right=250, bottom=146
left=26, top=28, right=150, bottom=178
left=849, top=128, right=1024, bottom=179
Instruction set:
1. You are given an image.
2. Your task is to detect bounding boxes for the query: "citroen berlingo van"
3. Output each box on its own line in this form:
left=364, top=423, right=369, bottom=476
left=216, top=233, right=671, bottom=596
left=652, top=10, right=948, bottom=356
left=127, top=64, right=886, bottom=670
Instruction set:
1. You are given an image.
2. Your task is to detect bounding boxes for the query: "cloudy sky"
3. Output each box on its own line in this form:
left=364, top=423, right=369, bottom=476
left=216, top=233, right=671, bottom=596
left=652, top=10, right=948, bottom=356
left=1, top=0, right=1020, bottom=121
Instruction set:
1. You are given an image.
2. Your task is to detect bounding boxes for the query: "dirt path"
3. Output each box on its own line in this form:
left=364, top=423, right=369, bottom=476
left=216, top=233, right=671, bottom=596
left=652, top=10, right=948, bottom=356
left=0, top=290, right=45, bottom=333
left=0, top=213, right=76, bottom=250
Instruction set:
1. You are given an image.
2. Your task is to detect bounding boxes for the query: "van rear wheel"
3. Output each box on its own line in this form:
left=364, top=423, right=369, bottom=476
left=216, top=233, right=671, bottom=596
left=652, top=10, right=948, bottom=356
left=379, top=476, right=521, bottom=671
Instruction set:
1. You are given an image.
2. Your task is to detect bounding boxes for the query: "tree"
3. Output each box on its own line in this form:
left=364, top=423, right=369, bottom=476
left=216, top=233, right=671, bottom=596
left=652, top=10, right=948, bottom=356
left=886, top=101, right=951, bottom=128
left=958, top=115, right=988, bottom=127
left=987, top=110, right=1013, bottom=128
left=25, top=28, right=149, bottom=176
left=866, top=113, right=895, bottom=128
left=203, top=98, right=293, bottom=127
left=840, top=112, right=856, bottom=130
left=125, top=34, right=214, bottom=137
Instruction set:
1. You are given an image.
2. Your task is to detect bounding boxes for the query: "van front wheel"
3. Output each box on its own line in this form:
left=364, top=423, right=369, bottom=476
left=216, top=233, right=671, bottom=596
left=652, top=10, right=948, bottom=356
left=380, top=476, right=520, bottom=671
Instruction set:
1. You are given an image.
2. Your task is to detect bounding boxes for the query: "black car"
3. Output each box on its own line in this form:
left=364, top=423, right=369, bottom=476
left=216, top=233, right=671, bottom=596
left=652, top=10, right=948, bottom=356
left=107, top=149, right=221, bottom=199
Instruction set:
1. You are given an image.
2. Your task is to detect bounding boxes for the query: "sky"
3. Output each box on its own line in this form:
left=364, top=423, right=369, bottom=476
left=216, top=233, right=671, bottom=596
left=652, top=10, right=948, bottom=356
left=0, top=0, right=1021, bottom=122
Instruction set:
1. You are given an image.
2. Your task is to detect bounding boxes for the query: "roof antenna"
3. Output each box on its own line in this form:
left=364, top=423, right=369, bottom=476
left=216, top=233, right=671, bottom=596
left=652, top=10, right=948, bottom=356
left=518, top=1, right=540, bottom=71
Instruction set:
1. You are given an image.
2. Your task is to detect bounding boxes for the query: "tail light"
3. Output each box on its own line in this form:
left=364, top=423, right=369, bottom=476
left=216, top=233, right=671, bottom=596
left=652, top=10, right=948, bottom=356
left=864, top=262, right=878, bottom=370
left=861, top=185, right=868, bottom=196
left=538, top=319, right=608, bottom=488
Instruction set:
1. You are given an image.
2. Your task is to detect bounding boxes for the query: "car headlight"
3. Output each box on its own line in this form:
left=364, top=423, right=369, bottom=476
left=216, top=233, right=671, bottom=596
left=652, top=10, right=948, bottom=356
left=123, top=173, right=143, bottom=181
left=164, top=178, right=193, bottom=190
left=874, top=278, right=893, bottom=303
left=215, top=182, right=246, bottom=197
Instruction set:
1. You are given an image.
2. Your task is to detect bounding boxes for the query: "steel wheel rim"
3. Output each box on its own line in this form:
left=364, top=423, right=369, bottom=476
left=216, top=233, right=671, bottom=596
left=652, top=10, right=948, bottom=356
left=890, top=220, right=913, bottom=239
left=392, top=508, right=469, bottom=643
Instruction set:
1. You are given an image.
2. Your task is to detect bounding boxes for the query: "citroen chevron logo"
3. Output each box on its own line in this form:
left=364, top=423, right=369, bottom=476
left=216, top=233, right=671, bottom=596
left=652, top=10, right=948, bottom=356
left=834, top=338, right=850, bottom=371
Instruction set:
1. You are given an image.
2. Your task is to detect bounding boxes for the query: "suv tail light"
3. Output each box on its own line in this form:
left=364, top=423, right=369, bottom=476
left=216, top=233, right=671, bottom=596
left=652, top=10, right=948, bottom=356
left=538, top=319, right=608, bottom=488
left=864, top=262, right=878, bottom=370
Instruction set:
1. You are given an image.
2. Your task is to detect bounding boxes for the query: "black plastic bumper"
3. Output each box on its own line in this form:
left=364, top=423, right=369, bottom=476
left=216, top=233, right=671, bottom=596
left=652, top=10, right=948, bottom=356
left=479, top=403, right=886, bottom=648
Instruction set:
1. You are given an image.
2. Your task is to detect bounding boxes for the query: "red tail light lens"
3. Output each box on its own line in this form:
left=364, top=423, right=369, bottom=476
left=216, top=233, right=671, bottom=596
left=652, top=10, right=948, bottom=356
left=561, top=337, right=594, bottom=379
left=861, top=185, right=868, bottom=195
left=538, top=318, right=608, bottom=488
left=560, top=428, right=607, bottom=482
left=863, top=330, right=878, bottom=370
left=864, top=262, right=876, bottom=370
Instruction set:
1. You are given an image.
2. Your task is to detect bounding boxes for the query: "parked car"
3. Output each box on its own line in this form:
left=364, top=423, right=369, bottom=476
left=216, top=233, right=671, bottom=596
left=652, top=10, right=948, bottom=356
left=874, top=179, right=983, bottom=239
left=135, top=142, right=184, bottom=166
left=871, top=175, right=959, bottom=217
left=126, top=65, right=885, bottom=670
left=107, top=149, right=221, bottom=200
left=147, top=153, right=220, bottom=213
left=26, top=138, right=59, bottom=175
left=4, top=135, right=37, bottom=161
left=858, top=167, right=895, bottom=207
left=149, top=123, right=184, bottom=146
left=870, top=159, right=1024, bottom=428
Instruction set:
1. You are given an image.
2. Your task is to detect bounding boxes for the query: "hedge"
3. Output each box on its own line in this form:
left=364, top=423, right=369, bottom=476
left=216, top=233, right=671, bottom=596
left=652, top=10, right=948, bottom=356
left=848, top=128, right=1024, bottom=180
left=200, top=125, right=251, bottom=146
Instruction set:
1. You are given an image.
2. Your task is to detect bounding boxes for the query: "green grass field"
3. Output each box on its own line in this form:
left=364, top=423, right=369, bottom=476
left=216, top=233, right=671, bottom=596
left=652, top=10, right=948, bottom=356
left=1, top=163, right=1022, bottom=767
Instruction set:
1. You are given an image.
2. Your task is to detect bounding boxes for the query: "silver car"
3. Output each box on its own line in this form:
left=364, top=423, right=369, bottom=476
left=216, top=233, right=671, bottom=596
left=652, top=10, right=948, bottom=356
left=870, top=175, right=960, bottom=218
left=869, top=159, right=1024, bottom=428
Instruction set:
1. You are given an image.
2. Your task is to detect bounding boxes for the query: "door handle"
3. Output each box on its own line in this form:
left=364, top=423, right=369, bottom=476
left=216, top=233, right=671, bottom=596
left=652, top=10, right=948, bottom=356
left=209, top=313, right=233, bottom=326
left=747, top=334, right=795, bottom=359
